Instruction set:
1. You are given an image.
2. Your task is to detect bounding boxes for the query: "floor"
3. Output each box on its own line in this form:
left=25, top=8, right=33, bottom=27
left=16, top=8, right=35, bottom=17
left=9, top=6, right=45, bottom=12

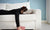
left=41, top=23, right=50, bottom=30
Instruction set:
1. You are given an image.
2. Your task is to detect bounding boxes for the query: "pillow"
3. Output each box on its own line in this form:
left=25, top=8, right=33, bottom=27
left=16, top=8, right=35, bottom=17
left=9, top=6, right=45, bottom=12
left=0, top=3, right=6, bottom=10
left=6, top=2, right=30, bottom=10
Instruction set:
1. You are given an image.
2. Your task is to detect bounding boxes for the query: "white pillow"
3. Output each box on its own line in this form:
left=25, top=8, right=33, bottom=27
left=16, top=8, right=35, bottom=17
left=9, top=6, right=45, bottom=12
left=6, top=2, right=30, bottom=10
left=0, top=3, right=6, bottom=10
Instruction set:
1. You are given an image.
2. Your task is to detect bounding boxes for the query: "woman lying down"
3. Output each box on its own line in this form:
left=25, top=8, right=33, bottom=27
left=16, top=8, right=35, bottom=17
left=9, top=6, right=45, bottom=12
left=0, top=6, right=33, bottom=30
left=0, top=6, right=28, bottom=30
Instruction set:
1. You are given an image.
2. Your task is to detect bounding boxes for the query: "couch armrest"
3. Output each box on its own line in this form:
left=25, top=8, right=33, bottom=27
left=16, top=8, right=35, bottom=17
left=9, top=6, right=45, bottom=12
left=35, top=9, right=41, bottom=29
left=35, top=9, right=41, bottom=20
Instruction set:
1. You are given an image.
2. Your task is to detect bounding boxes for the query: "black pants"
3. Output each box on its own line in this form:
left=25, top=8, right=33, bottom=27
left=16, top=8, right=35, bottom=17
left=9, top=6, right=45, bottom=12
left=0, top=10, right=20, bottom=27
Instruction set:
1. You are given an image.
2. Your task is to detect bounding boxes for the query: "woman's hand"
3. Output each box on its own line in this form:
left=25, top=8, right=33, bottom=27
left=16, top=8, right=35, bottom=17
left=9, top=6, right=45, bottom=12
left=17, top=26, right=25, bottom=30
left=17, top=26, right=22, bottom=30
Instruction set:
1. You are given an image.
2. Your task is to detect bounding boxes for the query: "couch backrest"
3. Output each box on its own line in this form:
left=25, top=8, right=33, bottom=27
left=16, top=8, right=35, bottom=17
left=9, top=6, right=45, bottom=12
left=0, top=3, right=6, bottom=10
left=0, top=2, right=30, bottom=11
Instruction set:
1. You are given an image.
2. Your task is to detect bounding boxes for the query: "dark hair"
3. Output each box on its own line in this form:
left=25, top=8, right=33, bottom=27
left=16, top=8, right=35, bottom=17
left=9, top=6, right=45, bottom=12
left=21, top=6, right=28, bottom=12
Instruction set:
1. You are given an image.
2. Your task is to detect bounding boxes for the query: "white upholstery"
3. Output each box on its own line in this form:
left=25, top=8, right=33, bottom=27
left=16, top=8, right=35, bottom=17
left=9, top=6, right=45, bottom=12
left=0, top=2, right=30, bottom=10
left=0, top=9, right=41, bottom=30
left=6, top=2, right=30, bottom=10
left=0, top=3, right=6, bottom=10
left=0, top=2, right=41, bottom=30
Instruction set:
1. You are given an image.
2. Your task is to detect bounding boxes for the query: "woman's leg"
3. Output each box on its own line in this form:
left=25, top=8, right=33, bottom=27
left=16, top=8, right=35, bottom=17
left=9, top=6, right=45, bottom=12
left=0, top=10, right=8, bottom=15
left=0, top=10, right=14, bottom=15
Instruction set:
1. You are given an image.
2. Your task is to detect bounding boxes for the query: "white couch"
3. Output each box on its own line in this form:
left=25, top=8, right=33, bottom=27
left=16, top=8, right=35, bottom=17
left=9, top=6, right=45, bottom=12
left=0, top=2, right=41, bottom=30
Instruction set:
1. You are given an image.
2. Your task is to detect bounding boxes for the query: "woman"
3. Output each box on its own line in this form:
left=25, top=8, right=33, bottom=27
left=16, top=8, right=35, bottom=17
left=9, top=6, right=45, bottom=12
left=0, top=6, right=28, bottom=30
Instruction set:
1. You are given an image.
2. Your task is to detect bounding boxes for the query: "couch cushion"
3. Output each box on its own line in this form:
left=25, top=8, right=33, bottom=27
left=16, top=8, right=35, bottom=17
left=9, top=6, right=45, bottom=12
left=19, top=14, right=36, bottom=22
left=0, top=14, right=36, bottom=22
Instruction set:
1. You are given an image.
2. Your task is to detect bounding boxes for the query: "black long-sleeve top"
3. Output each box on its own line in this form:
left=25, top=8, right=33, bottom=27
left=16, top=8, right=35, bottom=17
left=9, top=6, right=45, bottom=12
left=0, top=8, right=22, bottom=15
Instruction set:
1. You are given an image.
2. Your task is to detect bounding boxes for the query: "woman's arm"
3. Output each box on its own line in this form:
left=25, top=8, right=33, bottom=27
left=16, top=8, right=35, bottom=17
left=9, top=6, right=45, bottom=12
left=15, top=12, right=20, bottom=27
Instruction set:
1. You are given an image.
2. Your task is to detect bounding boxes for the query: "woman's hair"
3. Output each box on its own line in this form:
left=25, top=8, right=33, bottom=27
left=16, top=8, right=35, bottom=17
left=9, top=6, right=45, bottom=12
left=21, top=6, right=28, bottom=12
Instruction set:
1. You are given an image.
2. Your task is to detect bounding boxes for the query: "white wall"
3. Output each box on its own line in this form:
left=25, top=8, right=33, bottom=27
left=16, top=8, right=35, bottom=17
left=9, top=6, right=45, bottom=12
left=46, top=0, right=50, bottom=23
